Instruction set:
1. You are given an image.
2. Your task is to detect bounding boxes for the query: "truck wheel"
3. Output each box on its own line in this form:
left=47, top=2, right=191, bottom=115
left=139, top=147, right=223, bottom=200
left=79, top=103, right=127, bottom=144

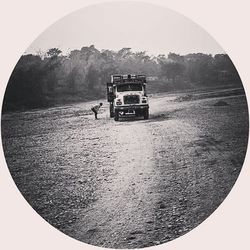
left=110, top=103, right=114, bottom=118
left=144, top=109, right=149, bottom=120
left=110, top=110, right=114, bottom=118
left=114, top=110, right=119, bottom=121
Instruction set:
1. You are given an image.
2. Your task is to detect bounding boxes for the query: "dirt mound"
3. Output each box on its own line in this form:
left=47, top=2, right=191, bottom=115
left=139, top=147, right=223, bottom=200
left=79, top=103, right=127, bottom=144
left=214, top=100, right=229, bottom=106
left=175, top=94, right=193, bottom=102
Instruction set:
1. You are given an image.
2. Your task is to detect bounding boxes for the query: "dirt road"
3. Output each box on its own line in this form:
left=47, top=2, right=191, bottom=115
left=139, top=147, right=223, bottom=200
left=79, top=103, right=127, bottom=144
left=1, top=87, right=248, bottom=248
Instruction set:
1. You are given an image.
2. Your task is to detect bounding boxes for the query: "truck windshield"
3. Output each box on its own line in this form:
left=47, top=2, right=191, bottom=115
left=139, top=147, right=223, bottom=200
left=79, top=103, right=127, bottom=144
left=117, top=84, right=142, bottom=92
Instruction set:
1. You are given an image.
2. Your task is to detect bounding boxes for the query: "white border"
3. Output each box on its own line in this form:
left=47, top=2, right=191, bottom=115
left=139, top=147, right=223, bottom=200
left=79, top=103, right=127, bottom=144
left=0, top=1, right=249, bottom=249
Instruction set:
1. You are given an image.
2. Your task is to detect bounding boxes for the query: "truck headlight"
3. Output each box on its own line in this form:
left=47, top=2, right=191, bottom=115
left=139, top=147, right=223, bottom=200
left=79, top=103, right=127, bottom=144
left=116, top=99, right=122, bottom=105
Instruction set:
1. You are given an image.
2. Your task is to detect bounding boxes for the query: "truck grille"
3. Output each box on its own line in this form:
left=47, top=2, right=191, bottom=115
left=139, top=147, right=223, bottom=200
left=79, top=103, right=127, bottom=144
left=124, top=95, right=140, bottom=104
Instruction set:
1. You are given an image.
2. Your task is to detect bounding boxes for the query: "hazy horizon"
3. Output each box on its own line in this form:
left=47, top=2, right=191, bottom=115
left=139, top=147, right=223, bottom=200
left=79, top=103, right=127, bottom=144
left=25, top=2, right=224, bottom=56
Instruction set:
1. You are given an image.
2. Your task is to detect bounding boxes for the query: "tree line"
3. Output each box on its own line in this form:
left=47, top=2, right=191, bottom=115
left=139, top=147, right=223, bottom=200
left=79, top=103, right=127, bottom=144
left=3, top=45, right=242, bottom=112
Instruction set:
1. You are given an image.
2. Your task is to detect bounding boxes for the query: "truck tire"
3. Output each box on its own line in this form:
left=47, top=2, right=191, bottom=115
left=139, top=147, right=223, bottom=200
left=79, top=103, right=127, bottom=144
left=144, top=109, right=149, bottom=120
left=114, top=110, right=119, bottom=121
left=110, top=103, right=114, bottom=118
left=110, top=110, right=114, bottom=118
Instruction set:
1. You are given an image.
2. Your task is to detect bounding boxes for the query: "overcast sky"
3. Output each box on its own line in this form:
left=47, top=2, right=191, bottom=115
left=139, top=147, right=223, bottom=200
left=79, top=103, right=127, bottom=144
left=26, top=2, right=224, bottom=56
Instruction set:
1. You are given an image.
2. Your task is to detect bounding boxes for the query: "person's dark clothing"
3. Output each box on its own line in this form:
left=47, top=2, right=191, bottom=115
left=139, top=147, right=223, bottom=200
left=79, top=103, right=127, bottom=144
left=91, top=107, right=98, bottom=119
left=91, top=104, right=102, bottom=119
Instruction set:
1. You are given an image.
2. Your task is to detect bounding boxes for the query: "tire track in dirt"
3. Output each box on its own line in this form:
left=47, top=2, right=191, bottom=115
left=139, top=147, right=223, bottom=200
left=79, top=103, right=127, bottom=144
left=73, top=118, right=160, bottom=248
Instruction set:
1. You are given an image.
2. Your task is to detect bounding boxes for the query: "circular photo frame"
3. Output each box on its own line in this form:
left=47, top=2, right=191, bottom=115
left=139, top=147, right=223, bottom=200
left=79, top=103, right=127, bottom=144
left=1, top=2, right=248, bottom=249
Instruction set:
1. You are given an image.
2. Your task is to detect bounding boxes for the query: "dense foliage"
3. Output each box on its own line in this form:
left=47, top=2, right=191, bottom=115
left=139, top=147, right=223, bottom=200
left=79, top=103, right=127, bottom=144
left=3, top=46, right=241, bottom=111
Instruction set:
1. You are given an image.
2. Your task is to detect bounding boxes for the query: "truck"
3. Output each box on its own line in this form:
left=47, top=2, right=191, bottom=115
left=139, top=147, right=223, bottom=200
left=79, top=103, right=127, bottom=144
left=107, top=74, right=149, bottom=121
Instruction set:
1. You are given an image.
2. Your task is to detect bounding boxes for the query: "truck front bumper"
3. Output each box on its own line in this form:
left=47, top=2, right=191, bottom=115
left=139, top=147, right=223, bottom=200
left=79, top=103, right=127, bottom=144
left=114, top=105, right=149, bottom=116
left=114, top=104, right=149, bottom=111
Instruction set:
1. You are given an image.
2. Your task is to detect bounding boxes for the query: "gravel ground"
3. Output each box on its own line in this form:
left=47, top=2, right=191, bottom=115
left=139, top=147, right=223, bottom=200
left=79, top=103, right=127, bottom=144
left=1, top=87, right=248, bottom=248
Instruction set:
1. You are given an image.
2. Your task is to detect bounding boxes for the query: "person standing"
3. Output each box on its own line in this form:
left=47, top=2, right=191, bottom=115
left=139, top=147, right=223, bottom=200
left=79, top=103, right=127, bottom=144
left=91, top=103, right=103, bottom=119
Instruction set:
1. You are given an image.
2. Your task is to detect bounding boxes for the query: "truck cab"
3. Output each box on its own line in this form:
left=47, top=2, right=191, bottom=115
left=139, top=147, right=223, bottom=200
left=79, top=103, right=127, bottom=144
left=107, top=74, right=149, bottom=121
